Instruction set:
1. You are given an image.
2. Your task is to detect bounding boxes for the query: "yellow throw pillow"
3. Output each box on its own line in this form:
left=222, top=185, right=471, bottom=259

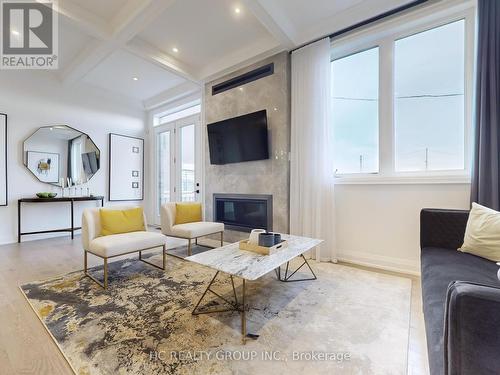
left=459, top=203, right=500, bottom=261
left=175, top=203, right=202, bottom=225
left=100, top=207, right=145, bottom=236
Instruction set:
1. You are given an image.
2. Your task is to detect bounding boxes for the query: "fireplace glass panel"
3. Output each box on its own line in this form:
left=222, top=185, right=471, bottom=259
left=214, top=194, right=272, bottom=232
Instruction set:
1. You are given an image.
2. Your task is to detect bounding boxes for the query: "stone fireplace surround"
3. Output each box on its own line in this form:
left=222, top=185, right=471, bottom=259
left=204, top=52, right=290, bottom=243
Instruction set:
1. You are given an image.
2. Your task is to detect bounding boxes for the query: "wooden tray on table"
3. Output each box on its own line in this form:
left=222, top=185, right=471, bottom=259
left=238, top=239, right=288, bottom=255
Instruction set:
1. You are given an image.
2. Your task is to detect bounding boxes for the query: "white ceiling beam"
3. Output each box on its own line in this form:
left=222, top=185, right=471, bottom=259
left=41, top=0, right=110, bottom=40
left=59, top=39, right=117, bottom=85
left=126, top=38, right=199, bottom=83
left=241, top=0, right=296, bottom=49
left=143, top=81, right=201, bottom=110
left=59, top=0, right=190, bottom=85
left=110, top=0, right=176, bottom=43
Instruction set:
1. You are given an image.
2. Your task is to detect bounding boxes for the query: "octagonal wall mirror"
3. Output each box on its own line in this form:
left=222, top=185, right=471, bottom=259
left=23, top=125, right=100, bottom=186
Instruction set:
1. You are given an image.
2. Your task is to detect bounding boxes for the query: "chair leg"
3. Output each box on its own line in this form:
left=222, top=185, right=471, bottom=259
left=188, top=238, right=192, bottom=256
left=195, top=237, right=198, bottom=246
left=84, top=251, right=88, bottom=273
left=162, top=244, right=166, bottom=270
left=84, top=252, right=108, bottom=289
left=220, top=231, right=224, bottom=247
left=103, top=258, right=108, bottom=289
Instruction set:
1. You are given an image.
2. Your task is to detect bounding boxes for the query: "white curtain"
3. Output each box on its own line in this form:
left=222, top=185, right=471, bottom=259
left=290, top=38, right=336, bottom=262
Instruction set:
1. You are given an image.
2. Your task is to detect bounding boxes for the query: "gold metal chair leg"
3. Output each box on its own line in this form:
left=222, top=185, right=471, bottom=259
left=162, top=244, right=166, bottom=269
left=103, top=258, right=108, bottom=289
left=84, top=251, right=106, bottom=289
left=139, top=246, right=167, bottom=270
left=84, top=251, right=87, bottom=273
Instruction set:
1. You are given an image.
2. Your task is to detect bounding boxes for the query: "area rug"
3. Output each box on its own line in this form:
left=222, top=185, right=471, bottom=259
left=166, top=244, right=212, bottom=259
left=20, top=252, right=412, bottom=375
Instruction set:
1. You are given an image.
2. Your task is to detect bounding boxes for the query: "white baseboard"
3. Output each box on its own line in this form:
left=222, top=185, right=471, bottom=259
left=336, top=249, right=420, bottom=276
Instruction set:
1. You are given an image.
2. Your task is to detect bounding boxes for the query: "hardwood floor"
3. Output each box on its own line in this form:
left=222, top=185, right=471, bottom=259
left=0, top=235, right=429, bottom=375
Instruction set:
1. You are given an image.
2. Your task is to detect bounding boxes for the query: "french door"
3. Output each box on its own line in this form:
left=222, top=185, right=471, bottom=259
left=154, top=114, right=201, bottom=222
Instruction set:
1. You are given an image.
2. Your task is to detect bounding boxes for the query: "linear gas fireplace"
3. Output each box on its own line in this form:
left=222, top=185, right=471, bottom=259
left=213, top=193, right=273, bottom=232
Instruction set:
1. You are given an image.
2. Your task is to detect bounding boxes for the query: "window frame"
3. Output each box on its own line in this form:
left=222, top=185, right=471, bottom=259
left=331, top=46, right=381, bottom=175
left=331, top=2, right=475, bottom=184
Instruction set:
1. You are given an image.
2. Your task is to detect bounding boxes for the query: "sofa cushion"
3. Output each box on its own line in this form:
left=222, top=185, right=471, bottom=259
left=89, top=231, right=166, bottom=258
left=459, top=203, right=500, bottom=261
left=175, top=203, right=202, bottom=225
left=421, top=247, right=500, bottom=375
left=171, top=221, right=224, bottom=239
left=100, top=207, right=145, bottom=236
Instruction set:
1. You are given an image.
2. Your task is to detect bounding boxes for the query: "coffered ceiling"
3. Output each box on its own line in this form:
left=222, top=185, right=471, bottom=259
left=49, top=0, right=422, bottom=109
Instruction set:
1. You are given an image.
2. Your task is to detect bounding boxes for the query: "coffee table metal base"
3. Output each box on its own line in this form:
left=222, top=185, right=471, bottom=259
left=276, top=254, right=317, bottom=282
left=192, top=255, right=317, bottom=344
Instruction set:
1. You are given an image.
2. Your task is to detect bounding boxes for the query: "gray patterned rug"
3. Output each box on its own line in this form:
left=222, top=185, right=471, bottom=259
left=20, top=252, right=412, bottom=375
left=165, top=244, right=212, bottom=259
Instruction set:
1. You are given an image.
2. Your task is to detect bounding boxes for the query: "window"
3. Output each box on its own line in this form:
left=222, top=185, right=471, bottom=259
left=394, top=20, right=465, bottom=172
left=155, top=104, right=201, bottom=126
left=332, top=47, right=379, bottom=174
left=331, top=8, right=472, bottom=181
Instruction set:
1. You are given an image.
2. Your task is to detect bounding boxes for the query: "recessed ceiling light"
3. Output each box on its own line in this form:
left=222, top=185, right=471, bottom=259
left=172, top=47, right=179, bottom=53
left=132, top=77, right=139, bottom=81
left=238, top=87, right=244, bottom=91
left=235, top=7, right=241, bottom=14
left=11, top=29, right=19, bottom=36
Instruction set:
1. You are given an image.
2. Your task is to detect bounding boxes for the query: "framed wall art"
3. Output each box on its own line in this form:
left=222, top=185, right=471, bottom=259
left=26, top=151, right=60, bottom=184
left=109, top=133, right=144, bottom=201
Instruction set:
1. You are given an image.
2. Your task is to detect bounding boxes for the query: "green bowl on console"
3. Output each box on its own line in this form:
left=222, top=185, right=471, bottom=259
left=36, top=192, right=57, bottom=198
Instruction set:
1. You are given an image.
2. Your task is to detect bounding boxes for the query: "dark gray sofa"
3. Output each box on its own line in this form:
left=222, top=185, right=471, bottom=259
left=420, top=209, right=500, bottom=375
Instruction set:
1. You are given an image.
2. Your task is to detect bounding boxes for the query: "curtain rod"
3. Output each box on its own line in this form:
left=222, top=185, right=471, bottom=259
left=290, top=0, right=430, bottom=53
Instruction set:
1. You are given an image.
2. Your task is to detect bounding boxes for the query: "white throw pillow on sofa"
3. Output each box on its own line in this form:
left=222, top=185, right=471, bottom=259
left=459, top=203, right=500, bottom=262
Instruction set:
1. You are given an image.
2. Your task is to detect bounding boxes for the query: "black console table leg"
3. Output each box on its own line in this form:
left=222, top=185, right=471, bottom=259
left=17, top=200, right=21, bottom=243
left=70, top=200, right=74, bottom=240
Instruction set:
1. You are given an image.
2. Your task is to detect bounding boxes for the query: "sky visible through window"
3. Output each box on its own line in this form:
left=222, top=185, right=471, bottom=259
left=394, top=20, right=465, bottom=172
left=332, top=47, right=379, bottom=174
left=331, top=20, right=465, bottom=174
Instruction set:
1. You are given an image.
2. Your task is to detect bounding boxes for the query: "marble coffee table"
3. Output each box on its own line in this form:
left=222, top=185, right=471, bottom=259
left=185, top=234, right=323, bottom=343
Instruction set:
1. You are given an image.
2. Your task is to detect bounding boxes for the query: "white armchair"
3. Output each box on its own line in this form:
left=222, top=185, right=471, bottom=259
left=160, top=202, right=224, bottom=256
left=82, top=206, right=167, bottom=289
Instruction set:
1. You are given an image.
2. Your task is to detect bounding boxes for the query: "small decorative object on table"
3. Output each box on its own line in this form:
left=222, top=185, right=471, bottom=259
left=258, top=232, right=275, bottom=247
left=239, top=231, right=287, bottom=255
left=249, top=229, right=265, bottom=244
left=36, top=192, right=57, bottom=198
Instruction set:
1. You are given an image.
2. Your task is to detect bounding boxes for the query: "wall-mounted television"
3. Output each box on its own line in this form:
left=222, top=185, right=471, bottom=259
left=207, top=110, right=269, bottom=165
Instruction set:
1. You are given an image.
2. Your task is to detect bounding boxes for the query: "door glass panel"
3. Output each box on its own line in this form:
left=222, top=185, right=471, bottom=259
left=157, top=130, right=171, bottom=213
left=180, top=124, right=196, bottom=202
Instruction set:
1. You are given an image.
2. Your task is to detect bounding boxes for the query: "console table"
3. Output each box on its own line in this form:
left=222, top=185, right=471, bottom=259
left=17, top=196, right=104, bottom=243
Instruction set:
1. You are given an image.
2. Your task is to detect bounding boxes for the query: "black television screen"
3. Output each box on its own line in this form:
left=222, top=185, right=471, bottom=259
left=207, top=110, right=269, bottom=165
left=81, top=151, right=99, bottom=177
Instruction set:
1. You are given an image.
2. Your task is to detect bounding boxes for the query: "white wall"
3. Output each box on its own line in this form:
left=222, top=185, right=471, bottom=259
left=0, top=71, right=146, bottom=245
left=334, top=183, right=471, bottom=275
